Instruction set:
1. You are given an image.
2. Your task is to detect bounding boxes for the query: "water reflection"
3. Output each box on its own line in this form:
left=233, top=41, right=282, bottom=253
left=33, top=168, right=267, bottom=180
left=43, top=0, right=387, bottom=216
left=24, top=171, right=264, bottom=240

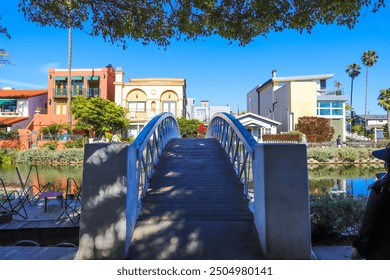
left=0, top=164, right=384, bottom=197
left=309, top=165, right=384, bottom=197
left=0, top=164, right=82, bottom=192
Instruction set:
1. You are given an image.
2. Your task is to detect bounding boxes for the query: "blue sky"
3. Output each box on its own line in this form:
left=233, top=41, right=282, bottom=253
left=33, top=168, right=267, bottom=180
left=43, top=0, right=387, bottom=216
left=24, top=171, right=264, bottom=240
left=1, top=2, right=389, bottom=115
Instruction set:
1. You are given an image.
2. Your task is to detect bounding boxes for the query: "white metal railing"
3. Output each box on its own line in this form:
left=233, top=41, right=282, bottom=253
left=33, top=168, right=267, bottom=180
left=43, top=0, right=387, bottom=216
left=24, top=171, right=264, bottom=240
left=132, top=112, right=180, bottom=209
left=207, top=112, right=258, bottom=209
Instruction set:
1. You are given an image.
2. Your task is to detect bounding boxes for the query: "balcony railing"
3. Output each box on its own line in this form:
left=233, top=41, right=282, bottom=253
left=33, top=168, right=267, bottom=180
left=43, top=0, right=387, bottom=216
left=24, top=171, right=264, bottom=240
left=53, top=88, right=101, bottom=98
left=317, top=89, right=345, bottom=96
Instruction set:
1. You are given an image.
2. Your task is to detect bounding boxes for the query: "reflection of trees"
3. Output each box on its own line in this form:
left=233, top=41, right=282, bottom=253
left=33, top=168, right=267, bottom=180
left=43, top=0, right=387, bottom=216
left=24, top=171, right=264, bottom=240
left=309, top=165, right=383, bottom=180
left=309, top=179, right=334, bottom=195
left=309, top=165, right=383, bottom=195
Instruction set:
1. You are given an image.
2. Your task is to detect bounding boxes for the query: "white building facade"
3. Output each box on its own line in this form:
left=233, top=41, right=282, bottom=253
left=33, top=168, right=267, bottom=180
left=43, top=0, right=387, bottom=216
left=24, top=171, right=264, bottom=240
left=247, top=70, right=348, bottom=141
left=114, top=67, right=186, bottom=138
left=186, top=99, right=231, bottom=122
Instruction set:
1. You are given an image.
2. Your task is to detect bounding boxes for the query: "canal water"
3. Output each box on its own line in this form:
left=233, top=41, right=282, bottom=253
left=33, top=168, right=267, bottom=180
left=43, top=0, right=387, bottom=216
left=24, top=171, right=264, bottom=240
left=0, top=163, right=384, bottom=196
left=0, top=164, right=83, bottom=192
left=309, top=164, right=384, bottom=197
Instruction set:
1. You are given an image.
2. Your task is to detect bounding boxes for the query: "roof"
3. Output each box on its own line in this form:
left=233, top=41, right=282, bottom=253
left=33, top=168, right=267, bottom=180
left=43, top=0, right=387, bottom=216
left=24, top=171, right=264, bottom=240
left=0, top=117, right=29, bottom=125
left=256, top=73, right=334, bottom=93
left=0, top=89, right=48, bottom=99
left=236, top=112, right=281, bottom=127
left=354, top=114, right=387, bottom=120
left=127, top=78, right=186, bottom=86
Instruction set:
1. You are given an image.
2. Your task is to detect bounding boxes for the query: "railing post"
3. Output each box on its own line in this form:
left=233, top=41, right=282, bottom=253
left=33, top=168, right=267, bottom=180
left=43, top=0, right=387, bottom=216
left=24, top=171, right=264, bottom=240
left=252, top=143, right=313, bottom=259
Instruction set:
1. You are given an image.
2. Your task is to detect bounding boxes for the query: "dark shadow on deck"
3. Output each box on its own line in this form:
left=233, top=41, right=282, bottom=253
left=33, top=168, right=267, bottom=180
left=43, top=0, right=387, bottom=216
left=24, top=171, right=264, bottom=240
left=127, top=138, right=264, bottom=260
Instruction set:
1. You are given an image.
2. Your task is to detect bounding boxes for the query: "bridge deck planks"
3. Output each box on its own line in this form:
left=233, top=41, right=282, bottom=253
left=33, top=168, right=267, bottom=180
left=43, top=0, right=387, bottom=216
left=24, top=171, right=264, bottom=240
left=128, top=138, right=264, bottom=260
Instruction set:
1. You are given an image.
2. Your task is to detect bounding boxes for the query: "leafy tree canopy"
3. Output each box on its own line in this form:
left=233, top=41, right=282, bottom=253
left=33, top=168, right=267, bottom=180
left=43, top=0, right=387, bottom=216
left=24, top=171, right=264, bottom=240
left=0, top=14, right=10, bottom=39
left=296, top=116, right=335, bottom=143
left=15, top=0, right=385, bottom=48
left=177, top=117, right=202, bottom=138
left=71, top=96, right=129, bottom=137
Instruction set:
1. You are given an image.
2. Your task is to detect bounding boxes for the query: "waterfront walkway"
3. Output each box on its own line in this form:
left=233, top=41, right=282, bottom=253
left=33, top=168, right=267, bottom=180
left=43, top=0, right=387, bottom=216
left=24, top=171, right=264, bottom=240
left=127, top=138, right=264, bottom=259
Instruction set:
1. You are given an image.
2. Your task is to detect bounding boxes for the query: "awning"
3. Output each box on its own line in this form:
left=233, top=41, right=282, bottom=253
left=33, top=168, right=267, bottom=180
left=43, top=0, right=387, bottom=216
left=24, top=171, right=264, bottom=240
left=87, top=76, right=100, bottom=81
left=0, top=99, right=16, bottom=105
left=71, top=76, right=83, bottom=81
left=54, top=76, right=67, bottom=81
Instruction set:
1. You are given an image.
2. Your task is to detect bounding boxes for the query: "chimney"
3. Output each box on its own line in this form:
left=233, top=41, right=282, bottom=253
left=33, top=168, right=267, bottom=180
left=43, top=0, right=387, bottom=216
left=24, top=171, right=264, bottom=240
left=272, top=69, right=277, bottom=78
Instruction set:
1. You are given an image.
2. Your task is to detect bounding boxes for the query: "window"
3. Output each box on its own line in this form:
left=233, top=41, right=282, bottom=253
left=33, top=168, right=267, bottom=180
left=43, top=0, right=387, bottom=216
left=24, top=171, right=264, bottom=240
left=317, top=101, right=343, bottom=116
left=0, top=99, right=17, bottom=112
left=55, top=103, right=67, bottom=115
left=55, top=81, right=67, bottom=97
left=162, top=101, right=176, bottom=115
left=128, top=101, right=146, bottom=112
left=73, top=80, right=83, bottom=96
left=320, top=80, right=326, bottom=90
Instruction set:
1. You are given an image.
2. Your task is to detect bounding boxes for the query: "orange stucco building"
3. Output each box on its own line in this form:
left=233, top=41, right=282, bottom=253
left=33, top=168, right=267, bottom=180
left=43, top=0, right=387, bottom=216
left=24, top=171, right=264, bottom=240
left=47, top=65, right=116, bottom=117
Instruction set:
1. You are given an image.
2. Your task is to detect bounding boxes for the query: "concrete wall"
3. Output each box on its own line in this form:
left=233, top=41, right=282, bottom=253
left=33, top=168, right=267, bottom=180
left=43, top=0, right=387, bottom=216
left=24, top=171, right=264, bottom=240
left=252, top=143, right=312, bottom=259
left=75, top=143, right=138, bottom=259
left=290, top=81, right=317, bottom=129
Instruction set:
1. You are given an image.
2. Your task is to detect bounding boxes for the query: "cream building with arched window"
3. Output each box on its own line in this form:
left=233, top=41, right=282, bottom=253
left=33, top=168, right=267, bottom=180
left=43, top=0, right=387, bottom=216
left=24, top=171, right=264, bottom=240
left=114, top=67, right=187, bottom=138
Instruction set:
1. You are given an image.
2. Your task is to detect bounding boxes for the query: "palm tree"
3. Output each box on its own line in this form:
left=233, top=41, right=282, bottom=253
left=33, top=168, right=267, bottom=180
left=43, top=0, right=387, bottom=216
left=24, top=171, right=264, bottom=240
left=66, top=0, right=73, bottom=126
left=345, top=63, right=361, bottom=132
left=378, top=88, right=390, bottom=138
left=0, top=49, right=13, bottom=66
left=361, top=50, right=379, bottom=133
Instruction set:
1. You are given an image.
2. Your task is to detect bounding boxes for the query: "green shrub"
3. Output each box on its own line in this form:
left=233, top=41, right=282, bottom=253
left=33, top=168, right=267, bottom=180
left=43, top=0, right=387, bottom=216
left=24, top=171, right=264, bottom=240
left=310, top=194, right=367, bottom=243
left=337, top=147, right=360, bottom=162
left=0, top=148, right=18, bottom=164
left=307, top=148, right=335, bottom=162
left=64, top=137, right=85, bottom=149
left=41, top=141, right=57, bottom=150
left=16, top=148, right=84, bottom=165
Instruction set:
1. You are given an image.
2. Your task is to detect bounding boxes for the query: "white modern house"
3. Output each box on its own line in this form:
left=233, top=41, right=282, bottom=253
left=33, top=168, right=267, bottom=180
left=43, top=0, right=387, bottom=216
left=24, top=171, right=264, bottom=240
left=236, top=112, right=281, bottom=142
left=247, top=70, right=348, bottom=141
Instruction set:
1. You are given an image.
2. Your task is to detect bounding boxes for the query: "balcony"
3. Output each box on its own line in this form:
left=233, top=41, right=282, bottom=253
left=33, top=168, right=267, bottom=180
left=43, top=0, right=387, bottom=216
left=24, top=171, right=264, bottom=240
left=86, top=88, right=100, bottom=98
left=317, top=89, right=344, bottom=96
left=53, top=88, right=101, bottom=98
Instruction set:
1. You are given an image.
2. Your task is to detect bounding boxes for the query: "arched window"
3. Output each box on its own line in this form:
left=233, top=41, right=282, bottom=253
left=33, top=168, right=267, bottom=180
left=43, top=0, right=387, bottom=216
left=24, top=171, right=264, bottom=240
left=160, top=91, right=178, bottom=115
left=127, top=90, right=146, bottom=113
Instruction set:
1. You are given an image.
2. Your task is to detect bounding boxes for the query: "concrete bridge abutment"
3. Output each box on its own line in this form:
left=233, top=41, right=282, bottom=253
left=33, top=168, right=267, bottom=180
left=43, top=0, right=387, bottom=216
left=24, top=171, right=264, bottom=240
left=253, top=144, right=312, bottom=259
left=75, top=143, right=138, bottom=260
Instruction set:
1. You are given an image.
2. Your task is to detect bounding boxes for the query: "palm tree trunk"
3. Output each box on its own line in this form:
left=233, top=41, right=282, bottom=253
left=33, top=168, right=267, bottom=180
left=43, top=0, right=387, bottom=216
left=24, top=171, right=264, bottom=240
left=364, top=67, right=368, bottom=134
left=67, top=2, right=72, bottom=125
left=387, top=109, right=390, bottom=139
left=350, top=78, right=354, bottom=133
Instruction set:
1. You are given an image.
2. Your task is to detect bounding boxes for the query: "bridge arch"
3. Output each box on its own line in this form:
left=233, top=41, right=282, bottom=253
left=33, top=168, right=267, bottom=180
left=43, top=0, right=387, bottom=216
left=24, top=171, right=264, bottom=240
left=77, top=112, right=312, bottom=260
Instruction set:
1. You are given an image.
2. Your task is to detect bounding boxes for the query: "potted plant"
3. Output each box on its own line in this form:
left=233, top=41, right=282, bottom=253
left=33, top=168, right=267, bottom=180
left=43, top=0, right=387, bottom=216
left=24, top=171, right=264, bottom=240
left=35, top=106, right=42, bottom=114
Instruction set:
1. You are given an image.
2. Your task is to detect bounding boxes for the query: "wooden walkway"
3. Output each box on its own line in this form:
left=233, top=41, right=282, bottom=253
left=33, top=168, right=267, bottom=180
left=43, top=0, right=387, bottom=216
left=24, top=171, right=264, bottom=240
left=127, top=138, right=264, bottom=260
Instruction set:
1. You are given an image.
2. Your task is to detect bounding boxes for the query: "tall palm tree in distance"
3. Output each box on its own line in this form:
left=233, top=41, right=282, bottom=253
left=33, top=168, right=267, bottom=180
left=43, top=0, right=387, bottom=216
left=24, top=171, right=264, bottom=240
left=361, top=50, right=379, bottom=134
left=378, top=88, right=390, bottom=138
left=0, top=49, right=13, bottom=66
left=345, top=63, right=361, bottom=133
left=66, top=0, right=73, bottom=126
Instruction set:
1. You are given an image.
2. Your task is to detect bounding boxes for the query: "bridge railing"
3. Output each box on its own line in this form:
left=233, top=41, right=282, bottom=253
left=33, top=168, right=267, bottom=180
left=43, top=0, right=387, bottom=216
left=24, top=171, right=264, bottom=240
left=133, top=112, right=180, bottom=208
left=207, top=112, right=258, bottom=208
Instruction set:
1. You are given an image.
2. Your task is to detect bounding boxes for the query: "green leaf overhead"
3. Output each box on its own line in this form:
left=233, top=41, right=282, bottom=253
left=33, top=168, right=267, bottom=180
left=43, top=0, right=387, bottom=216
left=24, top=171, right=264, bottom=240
left=17, top=0, right=386, bottom=48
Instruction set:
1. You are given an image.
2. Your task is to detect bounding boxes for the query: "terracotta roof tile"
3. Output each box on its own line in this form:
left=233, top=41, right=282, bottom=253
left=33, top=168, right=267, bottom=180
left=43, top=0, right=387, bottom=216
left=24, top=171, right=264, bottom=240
left=0, top=89, right=48, bottom=98
left=0, top=117, right=29, bottom=125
